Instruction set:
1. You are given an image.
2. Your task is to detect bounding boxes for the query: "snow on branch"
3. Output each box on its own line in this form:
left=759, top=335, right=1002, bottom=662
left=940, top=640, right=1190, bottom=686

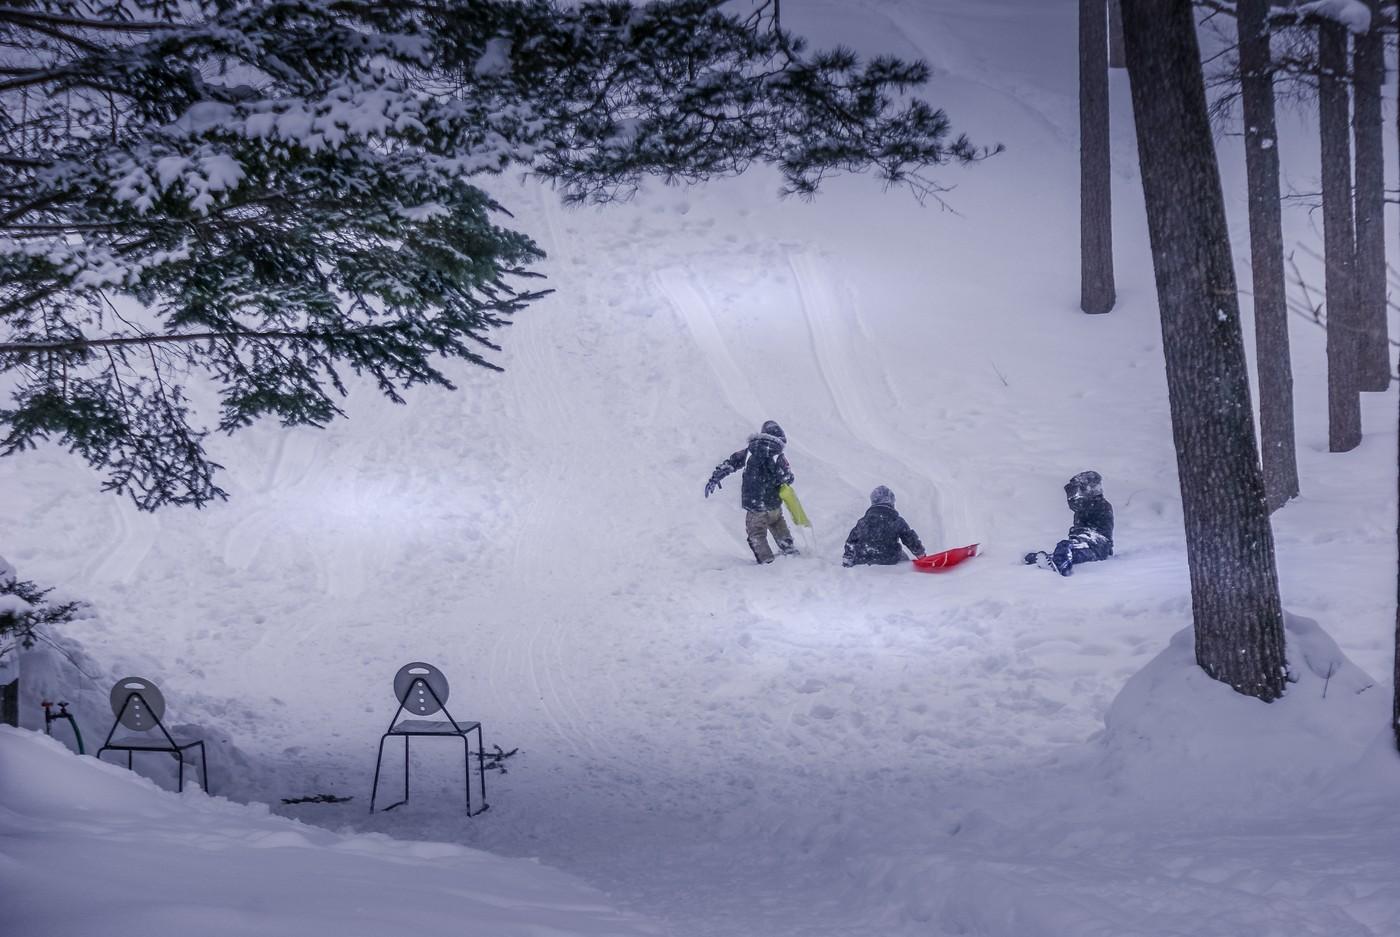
left=0, top=0, right=992, bottom=508
left=1293, top=0, right=1372, bottom=32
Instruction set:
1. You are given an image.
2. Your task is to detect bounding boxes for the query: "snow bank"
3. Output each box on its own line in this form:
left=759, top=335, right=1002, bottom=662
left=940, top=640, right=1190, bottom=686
left=828, top=616, right=1400, bottom=937
left=8, top=632, right=268, bottom=796
left=0, top=727, right=653, bottom=937
left=1095, top=613, right=1389, bottom=810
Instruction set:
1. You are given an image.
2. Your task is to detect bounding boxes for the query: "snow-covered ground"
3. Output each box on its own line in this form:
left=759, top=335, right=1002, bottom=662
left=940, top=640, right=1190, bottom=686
left=0, top=727, right=653, bottom=937
left=3, top=1, right=1399, bottom=935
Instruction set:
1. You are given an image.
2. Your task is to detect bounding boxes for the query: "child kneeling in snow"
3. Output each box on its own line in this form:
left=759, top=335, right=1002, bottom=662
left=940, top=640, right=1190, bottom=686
left=1024, top=470, right=1114, bottom=577
left=843, top=486, right=925, bottom=566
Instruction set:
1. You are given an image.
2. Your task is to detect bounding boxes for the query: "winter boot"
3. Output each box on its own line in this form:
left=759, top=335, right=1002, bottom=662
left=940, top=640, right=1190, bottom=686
left=1024, top=551, right=1055, bottom=570
left=778, top=539, right=800, bottom=557
left=1050, top=541, right=1074, bottom=577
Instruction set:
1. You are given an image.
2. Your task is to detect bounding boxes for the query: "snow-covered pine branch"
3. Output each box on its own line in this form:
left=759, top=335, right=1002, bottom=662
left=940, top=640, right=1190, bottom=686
left=0, top=0, right=992, bottom=509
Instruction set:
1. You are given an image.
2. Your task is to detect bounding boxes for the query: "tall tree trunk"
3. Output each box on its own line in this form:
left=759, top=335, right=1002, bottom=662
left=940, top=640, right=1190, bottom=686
left=1120, top=0, right=1287, bottom=702
left=1352, top=1, right=1389, bottom=391
left=1237, top=0, right=1299, bottom=512
left=1394, top=0, right=1400, bottom=757
left=1108, top=0, right=1126, bottom=68
left=1320, top=21, right=1362, bottom=452
left=1080, top=0, right=1115, bottom=314
left=0, top=677, right=17, bottom=728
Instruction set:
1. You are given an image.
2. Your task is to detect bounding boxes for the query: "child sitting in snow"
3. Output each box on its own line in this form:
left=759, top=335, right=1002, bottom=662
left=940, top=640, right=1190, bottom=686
left=843, top=486, right=925, bottom=566
left=1023, top=470, right=1114, bottom=577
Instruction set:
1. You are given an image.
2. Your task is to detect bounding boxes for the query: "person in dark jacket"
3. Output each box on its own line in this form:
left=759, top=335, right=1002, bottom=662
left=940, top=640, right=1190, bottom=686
left=705, top=420, right=799, bottom=564
left=1023, top=470, right=1114, bottom=576
left=843, top=486, right=925, bottom=567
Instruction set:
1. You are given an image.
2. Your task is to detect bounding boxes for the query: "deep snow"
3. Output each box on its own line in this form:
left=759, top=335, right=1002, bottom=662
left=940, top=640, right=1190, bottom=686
left=3, top=0, right=1400, bottom=935
left=0, top=727, right=653, bottom=937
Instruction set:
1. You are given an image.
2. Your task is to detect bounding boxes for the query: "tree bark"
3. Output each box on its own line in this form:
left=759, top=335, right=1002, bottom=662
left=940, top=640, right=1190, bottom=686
left=1352, top=1, right=1389, bottom=391
left=1081, top=0, right=1115, bottom=314
left=1108, top=0, right=1126, bottom=68
left=1394, top=0, right=1400, bottom=757
left=1121, top=0, right=1287, bottom=701
left=1237, top=0, right=1299, bottom=512
left=0, top=678, right=16, bottom=728
left=1319, top=21, right=1362, bottom=452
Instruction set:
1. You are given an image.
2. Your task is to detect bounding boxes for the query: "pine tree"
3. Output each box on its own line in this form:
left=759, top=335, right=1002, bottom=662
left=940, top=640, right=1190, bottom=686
left=1121, top=0, right=1287, bottom=702
left=1108, top=0, right=1126, bottom=69
left=0, top=557, right=87, bottom=657
left=1080, top=0, right=1115, bottom=314
left=0, top=0, right=994, bottom=509
left=1351, top=0, right=1388, bottom=391
left=1393, top=0, right=1400, bottom=757
left=1318, top=18, right=1362, bottom=452
left=1236, top=0, right=1299, bottom=511
left=1194, top=3, right=1378, bottom=457
left=0, top=556, right=88, bottom=728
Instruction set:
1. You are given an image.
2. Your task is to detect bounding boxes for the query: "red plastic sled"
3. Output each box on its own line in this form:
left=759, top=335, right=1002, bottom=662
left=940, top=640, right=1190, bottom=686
left=913, top=543, right=980, bottom=573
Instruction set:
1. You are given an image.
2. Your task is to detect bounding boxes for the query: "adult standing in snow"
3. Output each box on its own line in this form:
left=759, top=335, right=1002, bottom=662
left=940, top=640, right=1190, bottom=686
left=842, top=486, right=926, bottom=566
left=1023, top=470, right=1115, bottom=576
left=704, top=420, right=800, bottom=564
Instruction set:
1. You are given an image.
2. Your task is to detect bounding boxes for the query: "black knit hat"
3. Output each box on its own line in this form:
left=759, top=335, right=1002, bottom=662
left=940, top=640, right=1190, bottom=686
left=761, top=420, right=786, bottom=442
left=870, top=485, right=896, bottom=507
left=1065, top=470, right=1103, bottom=499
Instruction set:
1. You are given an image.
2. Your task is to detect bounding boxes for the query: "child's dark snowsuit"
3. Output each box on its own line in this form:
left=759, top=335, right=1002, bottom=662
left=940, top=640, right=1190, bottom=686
left=843, top=486, right=925, bottom=566
left=705, top=420, right=797, bottom=564
left=1028, top=471, right=1114, bottom=576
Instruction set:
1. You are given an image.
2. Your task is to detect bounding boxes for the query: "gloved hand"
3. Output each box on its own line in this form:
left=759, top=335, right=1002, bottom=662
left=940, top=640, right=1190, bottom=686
left=704, top=478, right=721, bottom=498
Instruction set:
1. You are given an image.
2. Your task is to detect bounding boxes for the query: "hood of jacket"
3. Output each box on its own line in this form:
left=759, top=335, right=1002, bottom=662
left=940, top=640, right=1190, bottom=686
left=748, top=432, right=786, bottom=455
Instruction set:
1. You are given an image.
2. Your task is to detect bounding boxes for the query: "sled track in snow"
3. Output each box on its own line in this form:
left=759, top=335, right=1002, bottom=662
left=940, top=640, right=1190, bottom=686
left=84, top=498, right=161, bottom=585
left=853, top=0, right=1074, bottom=147
left=785, top=249, right=965, bottom=547
left=654, top=267, right=766, bottom=428
left=661, top=255, right=961, bottom=550
left=220, top=427, right=323, bottom=574
left=655, top=266, right=779, bottom=558
left=656, top=265, right=887, bottom=553
left=484, top=186, right=613, bottom=765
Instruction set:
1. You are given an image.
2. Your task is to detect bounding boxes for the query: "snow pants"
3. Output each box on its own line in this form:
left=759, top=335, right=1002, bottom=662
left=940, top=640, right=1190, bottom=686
left=1052, top=527, right=1112, bottom=571
left=745, top=508, right=794, bottom=563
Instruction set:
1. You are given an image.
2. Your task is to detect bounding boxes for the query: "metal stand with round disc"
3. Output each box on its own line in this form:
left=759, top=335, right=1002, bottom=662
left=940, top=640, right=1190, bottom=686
left=96, top=677, right=208, bottom=793
left=370, top=662, right=488, bottom=815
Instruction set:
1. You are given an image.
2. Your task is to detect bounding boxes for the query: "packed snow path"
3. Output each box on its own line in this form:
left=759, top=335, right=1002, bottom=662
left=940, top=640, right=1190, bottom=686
left=3, top=1, right=1398, bottom=935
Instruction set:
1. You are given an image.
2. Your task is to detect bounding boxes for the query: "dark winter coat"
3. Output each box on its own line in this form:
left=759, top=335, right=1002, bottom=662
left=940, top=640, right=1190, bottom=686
left=842, top=504, right=925, bottom=566
left=1067, top=494, right=1114, bottom=560
left=710, top=433, right=794, bottom=513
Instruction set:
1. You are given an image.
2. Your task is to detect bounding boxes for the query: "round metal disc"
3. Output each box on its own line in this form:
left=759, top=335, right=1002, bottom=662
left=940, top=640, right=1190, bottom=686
left=393, top=662, right=450, bottom=716
left=109, top=677, right=165, bottom=731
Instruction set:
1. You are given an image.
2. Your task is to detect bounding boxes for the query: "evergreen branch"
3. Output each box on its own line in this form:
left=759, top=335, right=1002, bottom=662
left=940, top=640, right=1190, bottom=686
left=0, top=0, right=984, bottom=508
left=0, top=321, right=512, bottom=356
left=7, top=17, right=105, bottom=53
left=0, top=8, right=183, bottom=33
left=0, top=67, right=81, bottom=94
